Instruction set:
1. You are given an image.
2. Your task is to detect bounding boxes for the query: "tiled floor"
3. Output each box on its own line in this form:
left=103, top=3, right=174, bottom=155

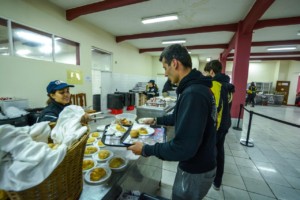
left=157, top=106, right=300, bottom=200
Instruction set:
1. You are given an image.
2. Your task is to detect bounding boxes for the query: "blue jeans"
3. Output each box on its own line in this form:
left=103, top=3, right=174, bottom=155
left=172, top=166, right=216, bottom=200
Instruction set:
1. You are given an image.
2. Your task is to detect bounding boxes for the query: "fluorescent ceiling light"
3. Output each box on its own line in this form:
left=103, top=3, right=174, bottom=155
left=162, top=39, right=186, bottom=44
left=250, top=60, right=262, bottom=63
left=142, top=14, right=178, bottom=24
left=267, top=46, right=296, bottom=51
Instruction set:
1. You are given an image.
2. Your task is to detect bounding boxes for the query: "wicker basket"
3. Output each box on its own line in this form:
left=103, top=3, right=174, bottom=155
left=6, top=132, right=89, bottom=200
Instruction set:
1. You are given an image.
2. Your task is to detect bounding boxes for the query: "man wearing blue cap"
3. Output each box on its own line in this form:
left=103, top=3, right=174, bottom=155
left=38, top=80, right=89, bottom=123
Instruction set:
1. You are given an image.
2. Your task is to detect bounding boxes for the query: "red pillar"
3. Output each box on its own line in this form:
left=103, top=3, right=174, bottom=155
left=219, top=54, right=227, bottom=73
left=231, top=22, right=252, bottom=118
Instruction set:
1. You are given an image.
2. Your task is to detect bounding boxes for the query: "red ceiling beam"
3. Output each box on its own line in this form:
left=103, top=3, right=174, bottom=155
left=139, top=44, right=228, bottom=53
left=139, top=40, right=300, bottom=53
left=116, top=24, right=237, bottom=43
left=241, top=0, right=275, bottom=33
left=228, top=51, right=300, bottom=57
left=66, top=0, right=149, bottom=21
left=221, top=34, right=236, bottom=59
left=227, top=57, right=300, bottom=61
left=252, top=40, right=300, bottom=46
left=221, top=0, right=274, bottom=59
left=254, top=16, right=300, bottom=29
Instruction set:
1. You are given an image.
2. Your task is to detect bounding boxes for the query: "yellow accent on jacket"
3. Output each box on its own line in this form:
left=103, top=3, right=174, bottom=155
left=210, top=80, right=222, bottom=130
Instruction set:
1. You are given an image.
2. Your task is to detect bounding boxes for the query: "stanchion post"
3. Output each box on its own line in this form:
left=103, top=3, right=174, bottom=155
left=240, top=110, right=254, bottom=147
left=233, top=104, right=243, bottom=131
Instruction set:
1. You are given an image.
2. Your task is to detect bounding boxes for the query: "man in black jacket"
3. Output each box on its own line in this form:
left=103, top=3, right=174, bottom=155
left=128, top=44, right=217, bottom=200
left=204, top=60, right=235, bottom=190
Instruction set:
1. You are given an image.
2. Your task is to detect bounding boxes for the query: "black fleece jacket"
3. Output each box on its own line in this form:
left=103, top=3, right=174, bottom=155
left=37, top=99, right=69, bottom=122
left=143, top=69, right=217, bottom=174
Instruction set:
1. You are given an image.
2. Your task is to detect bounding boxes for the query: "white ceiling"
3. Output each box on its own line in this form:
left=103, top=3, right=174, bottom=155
left=48, top=0, right=300, bottom=61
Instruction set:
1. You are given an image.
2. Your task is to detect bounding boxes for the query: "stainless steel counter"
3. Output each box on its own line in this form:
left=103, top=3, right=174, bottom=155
left=79, top=115, right=164, bottom=200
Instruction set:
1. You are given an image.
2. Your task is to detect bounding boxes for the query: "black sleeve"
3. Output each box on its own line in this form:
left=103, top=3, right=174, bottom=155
left=144, top=91, right=210, bottom=161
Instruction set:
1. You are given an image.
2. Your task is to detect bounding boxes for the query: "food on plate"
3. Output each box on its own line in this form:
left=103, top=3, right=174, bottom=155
left=87, top=137, right=96, bottom=144
left=109, top=157, right=125, bottom=168
left=130, top=130, right=139, bottom=138
left=82, top=160, right=94, bottom=170
left=119, top=118, right=133, bottom=126
left=138, top=127, right=148, bottom=135
left=116, top=124, right=126, bottom=133
left=98, top=150, right=110, bottom=159
left=84, top=146, right=98, bottom=155
left=48, top=143, right=59, bottom=149
left=90, top=168, right=106, bottom=181
left=91, top=132, right=100, bottom=137
left=98, top=140, right=105, bottom=147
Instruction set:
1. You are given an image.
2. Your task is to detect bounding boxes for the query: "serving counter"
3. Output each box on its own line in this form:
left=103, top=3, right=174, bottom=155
left=79, top=116, right=171, bottom=200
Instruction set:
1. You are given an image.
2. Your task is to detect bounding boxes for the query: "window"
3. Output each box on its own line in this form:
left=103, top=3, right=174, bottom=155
left=12, top=22, right=53, bottom=61
left=0, top=18, right=9, bottom=56
left=54, top=36, right=80, bottom=65
left=0, top=17, right=80, bottom=65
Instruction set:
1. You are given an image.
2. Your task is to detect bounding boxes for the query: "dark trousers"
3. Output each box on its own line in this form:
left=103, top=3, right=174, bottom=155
left=246, top=94, right=255, bottom=106
left=213, top=130, right=227, bottom=187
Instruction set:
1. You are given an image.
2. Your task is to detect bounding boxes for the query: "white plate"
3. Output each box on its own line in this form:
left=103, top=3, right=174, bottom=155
left=107, top=156, right=128, bottom=172
left=93, top=139, right=106, bottom=148
left=84, top=146, right=99, bottom=157
left=86, top=137, right=97, bottom=145
left=82, top=158, right=97, bottom=173
left=84, top=166, right=112, bottom=184
left=92, top=150, right=114, bottom=162
left=89, top=132, right=102, bottom=139
left=138, top=118, right=154, bottom=125
left=115, top=113, right=137, bottom=121
left=131, top=124, right=155, bottom=136
left=110, top=124, right=128, bottom=133
left=105, top=128, right=116, bottom=136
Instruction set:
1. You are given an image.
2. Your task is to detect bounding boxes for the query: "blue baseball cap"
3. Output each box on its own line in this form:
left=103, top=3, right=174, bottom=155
left=47, top=80, right=74, bottom=94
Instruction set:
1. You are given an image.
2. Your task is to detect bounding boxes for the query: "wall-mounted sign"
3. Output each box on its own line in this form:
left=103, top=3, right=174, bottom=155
left=67, top=69, right=83, bottom=84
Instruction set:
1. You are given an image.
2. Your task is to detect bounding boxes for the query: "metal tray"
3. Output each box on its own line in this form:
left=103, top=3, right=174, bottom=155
left=101, top=125, right=166, bottom=147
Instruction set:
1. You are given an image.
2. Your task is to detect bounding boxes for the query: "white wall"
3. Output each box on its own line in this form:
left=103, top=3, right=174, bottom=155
left=0, top=0, right=152, bottom=108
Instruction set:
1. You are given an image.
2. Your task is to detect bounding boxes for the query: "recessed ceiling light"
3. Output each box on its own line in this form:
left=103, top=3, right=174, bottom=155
left=142, top=14, right=178, bottom=24
left=162, top=39, right=186, bottom=44
left=206, top=57, right=211, bottom=62
left=267, top=46, right=296, bottom=51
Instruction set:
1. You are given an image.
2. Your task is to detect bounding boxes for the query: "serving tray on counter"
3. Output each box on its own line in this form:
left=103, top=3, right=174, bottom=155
left=101, top=124, right=166, bottom=147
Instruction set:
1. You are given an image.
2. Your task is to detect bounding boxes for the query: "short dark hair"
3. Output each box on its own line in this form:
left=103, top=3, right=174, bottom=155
left=159, top=44, right=192, bottom=68
left=204, top=60, right=222, bottom=74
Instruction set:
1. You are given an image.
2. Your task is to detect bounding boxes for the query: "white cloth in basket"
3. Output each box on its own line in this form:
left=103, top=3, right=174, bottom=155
left=0, top=122, right=67, bottom=191
left=51, top=105, right=88, bottom=147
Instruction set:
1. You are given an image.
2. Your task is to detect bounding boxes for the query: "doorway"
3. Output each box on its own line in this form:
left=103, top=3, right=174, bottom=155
left=91, top=47, right=113, bottom=113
